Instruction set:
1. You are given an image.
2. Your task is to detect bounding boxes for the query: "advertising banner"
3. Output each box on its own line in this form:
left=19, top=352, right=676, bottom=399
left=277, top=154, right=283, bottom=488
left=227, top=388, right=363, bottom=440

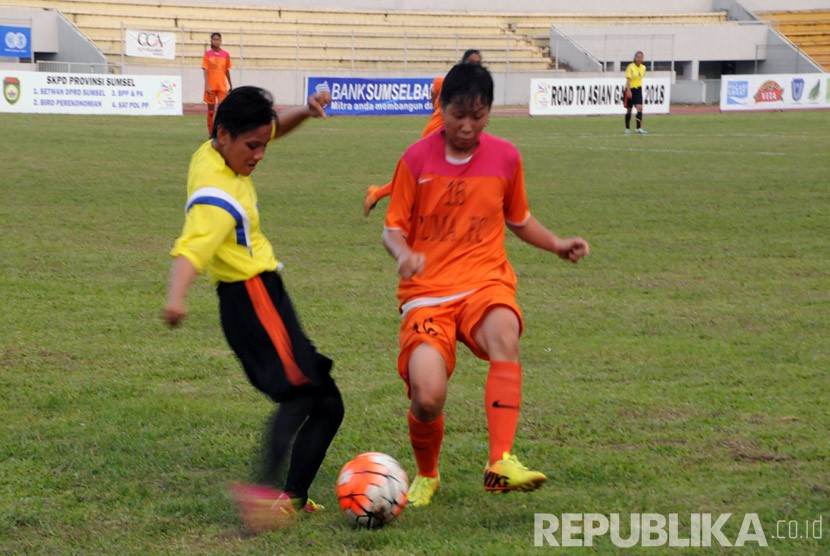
left=720, top=73, right=829, bottom=111
left=125, top=29, right=177, bottom=60
left=529, top=77, right=671, bottom=116
left=0, top=70, right=182, bottom=115
left=1, top=25, right=32, bottom=58
left=307, top=76, right=433, bottom=116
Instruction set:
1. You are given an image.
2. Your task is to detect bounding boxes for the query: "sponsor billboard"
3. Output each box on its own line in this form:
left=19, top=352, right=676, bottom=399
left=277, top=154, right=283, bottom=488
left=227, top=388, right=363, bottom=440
left=1, top=25, right=32, bottom=58
left=125, top=29, right=177, bottom=60
left=529, top=77, right=671, bottom=116
left=720, top=73, right=828, bottom=111
left=0, top=70, right=181, bottom=115
left=306, top=76, right=433, bottom=116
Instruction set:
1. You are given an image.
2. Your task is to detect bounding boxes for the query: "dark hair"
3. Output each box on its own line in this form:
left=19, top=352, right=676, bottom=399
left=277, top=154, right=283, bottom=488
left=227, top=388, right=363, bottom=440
left=211, top=32, right=222, bottom=40
left=212, top=86, right=276, bottom=139
left=440, top=63, right=494, bottom=109
left=461, top=49, right=481, bottom=63
left=634, top=50, right=643, bottom=61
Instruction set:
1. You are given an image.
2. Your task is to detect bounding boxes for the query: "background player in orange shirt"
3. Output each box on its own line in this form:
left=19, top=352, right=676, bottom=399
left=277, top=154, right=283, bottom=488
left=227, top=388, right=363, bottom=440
left=202, top=32, right=233, bottom=135
left=382, top=63, right=590, bottom=508
left=363, top=49, right=482, bottom=217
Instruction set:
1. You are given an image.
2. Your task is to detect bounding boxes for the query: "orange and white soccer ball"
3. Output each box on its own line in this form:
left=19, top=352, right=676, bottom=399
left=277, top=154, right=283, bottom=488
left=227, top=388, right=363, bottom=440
left=336, top=452, right=408, bottom=528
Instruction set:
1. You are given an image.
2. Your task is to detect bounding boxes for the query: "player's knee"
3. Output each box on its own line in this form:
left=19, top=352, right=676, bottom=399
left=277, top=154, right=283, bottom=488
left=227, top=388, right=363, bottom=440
left=487, top=337, right=520, bottom=362
left=477, top=309, right=520, bottom=361
left=411, top=392, right=444, bottom=422
left=323, top=393, right=345, bottom=426
left=315, top=383, right=345, bottom=425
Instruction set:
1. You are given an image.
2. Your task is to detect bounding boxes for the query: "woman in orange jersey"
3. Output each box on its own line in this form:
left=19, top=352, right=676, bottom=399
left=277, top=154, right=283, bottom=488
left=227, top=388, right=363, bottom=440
left=382, top=63, right=589, bottom=508
left=163, top=86, right=342, bottom=533
left=363, top=49, right=482, bottom=216
left=202, top=32, right=233, bottom=136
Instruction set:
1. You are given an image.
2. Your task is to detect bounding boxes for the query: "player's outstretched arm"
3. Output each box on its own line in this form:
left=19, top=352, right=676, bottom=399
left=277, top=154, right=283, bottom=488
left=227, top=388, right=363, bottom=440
left=272, top=91, right=331, bottom=139
left=163, top=255, right=198, bottom=326
left=508, top=216, right=590, bottom=263
left=382, top=228, right=425, bottom=279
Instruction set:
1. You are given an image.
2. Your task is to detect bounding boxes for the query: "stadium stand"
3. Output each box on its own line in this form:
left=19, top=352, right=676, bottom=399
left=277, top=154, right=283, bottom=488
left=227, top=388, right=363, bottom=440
left=3, top=0, right=736, bottom=73
left=513, top=11, right=728, bottom=58
left=4, top=0, right=559, bottom=71
left=756, top=10, right=830, bottom=70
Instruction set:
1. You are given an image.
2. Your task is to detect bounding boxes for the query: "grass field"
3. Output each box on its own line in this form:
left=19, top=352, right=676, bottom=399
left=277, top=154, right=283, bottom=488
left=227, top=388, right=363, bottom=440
left=1, top=109, right=828, bottom=555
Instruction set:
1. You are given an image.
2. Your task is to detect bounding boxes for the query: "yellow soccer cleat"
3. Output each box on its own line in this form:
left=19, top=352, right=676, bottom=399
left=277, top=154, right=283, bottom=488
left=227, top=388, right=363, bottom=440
left=406, top=474, right=440, bottom=507
left=363, top=185, right=380, bottom=217
left=299, top=498, right=325, bottom=513
left=483, top=452, right=547, bottom=493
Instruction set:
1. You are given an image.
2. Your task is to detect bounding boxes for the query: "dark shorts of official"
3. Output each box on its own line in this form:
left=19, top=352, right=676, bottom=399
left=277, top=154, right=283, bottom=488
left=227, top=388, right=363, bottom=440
left=217, top=271, right=335, bottom=403
left=625, top=87, right=643, bottom=108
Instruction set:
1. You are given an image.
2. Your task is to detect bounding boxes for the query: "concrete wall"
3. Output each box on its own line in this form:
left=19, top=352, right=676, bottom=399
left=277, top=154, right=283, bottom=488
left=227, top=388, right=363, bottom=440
left=757, top=27, right=825, bottom=73
left=0, top=7, right=59, bottom=53
left=123, top=63, right=556, bottom=106
left=554, top=22, right=770, bottom=64
left=151, top=0, right=720, bottom=13
left=736, top=0, right=830, bottom=11
left=51, top=13, right=106, bottom=65
left=152, top=0, right=830, bottom=12
left=10, top=0, right=826, bottom=105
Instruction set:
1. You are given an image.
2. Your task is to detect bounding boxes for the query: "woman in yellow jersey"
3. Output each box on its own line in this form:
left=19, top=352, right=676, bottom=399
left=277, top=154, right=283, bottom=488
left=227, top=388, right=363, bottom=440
left=163, top=86, right=341, bottom=534
left=624, top=51, right=648, bottom=134
left=363, top=49, right=483, bottom=216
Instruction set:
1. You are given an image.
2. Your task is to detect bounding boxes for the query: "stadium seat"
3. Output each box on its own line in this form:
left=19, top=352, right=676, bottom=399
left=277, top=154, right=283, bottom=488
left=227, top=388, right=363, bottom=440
left=756, top=10, right=830, bottom=70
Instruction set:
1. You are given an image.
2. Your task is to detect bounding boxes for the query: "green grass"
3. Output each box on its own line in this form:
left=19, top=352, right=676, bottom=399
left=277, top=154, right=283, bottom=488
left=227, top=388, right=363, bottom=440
left=1, top=109, right=828, bottom=554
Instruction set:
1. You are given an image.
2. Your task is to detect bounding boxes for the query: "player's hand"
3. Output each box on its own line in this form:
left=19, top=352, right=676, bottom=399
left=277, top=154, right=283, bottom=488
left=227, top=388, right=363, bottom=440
left=307, top=91, right=331, bottom=118
left=163, top=302, right=187, bottom=327
left=396, top=251, right=425, bottom=280
left=555, top=237, right=590, bottom=263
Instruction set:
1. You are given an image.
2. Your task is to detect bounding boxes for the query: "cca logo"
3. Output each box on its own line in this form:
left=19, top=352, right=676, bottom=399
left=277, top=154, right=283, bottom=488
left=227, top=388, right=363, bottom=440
left=137, top=33, right=164, bottom=47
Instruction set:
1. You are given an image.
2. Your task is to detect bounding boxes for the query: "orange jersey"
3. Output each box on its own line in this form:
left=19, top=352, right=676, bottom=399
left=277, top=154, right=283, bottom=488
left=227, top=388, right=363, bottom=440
left=421, top=77, right=444, bottom=138
left=384, top=131, right=531, bottom=308
left=202, top=49, right=232, bottom=91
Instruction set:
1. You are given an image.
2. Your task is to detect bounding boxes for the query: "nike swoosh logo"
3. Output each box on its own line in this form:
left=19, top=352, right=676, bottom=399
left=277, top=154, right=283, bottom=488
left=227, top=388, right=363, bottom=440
left=492, top=400, right=520, bottom=410
left=418, top=177, right=432, bottom=184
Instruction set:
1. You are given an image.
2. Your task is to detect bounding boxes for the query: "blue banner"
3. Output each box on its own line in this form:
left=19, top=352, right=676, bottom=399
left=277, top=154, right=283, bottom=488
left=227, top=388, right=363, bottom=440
left=307, top=76, right=433, bottom=116
left=1, top=26, right=32, bottom=58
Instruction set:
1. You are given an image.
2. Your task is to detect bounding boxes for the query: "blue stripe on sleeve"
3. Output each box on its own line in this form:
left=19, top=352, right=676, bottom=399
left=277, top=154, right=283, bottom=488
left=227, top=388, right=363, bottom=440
left=186, top=196, right=248, bottom=248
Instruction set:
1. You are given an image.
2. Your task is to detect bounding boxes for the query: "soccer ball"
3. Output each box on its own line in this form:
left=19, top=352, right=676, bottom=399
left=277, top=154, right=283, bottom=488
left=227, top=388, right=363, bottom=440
left=336, top=452, right=408, bottom=528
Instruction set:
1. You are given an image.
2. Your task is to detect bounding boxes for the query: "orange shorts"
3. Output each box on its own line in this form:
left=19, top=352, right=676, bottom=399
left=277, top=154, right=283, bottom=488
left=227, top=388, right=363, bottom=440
left=204, top=89, right=228, bottom=106
left=397, top=283, right=523, bottom=387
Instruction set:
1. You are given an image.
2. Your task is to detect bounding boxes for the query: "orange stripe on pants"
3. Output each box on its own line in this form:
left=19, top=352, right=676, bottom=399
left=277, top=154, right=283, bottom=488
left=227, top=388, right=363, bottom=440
left=245, top=275, right=309, bottom=387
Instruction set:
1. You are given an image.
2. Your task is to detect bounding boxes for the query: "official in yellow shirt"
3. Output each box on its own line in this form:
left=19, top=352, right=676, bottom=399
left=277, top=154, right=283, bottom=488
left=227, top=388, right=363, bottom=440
left=624, top=51, right=648, bottom=134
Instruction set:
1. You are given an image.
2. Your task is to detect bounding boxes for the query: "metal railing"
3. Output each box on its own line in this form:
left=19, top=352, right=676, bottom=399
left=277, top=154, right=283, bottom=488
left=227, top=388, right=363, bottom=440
left=37, top=60, right=109, bottom=73
left=105, top=25, right=542, bottom=73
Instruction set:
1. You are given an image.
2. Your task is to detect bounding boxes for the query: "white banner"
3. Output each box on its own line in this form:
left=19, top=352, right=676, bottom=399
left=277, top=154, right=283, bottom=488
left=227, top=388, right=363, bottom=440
left=720, top=73, right=829, bottom=111
left=529, top=77, right=671, bottom=116
left=125, top=29, right=176, bottom=60
left=1, top=71, right=182, bottom=115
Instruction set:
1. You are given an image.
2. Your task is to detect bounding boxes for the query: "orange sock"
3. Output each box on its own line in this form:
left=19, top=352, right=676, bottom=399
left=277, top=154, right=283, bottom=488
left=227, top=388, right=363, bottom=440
left=484, top=361, right=522, bottom=465
left=408, top=409, right=444, bottom=478
left=375, top=182, right=393, bottom=200
left=207, top=110, right=215, bottom=136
